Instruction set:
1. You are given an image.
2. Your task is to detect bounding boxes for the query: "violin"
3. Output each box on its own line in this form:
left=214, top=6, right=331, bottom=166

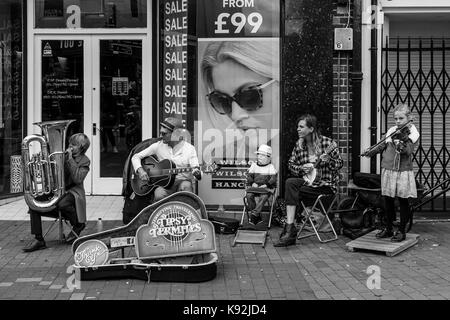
left=391, top=123, right=413, bottom=153
left=391, top=125, right=411, bottom=143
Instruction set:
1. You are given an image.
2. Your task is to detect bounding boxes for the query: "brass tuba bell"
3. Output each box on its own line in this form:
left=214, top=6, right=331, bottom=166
left=22, top=120, right=75, bottom=212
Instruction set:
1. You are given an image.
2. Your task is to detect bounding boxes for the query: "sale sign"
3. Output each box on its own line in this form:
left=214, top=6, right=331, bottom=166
left=197, top=0, right=279, bottom=38
left=160, top=0, right=189, bottom=127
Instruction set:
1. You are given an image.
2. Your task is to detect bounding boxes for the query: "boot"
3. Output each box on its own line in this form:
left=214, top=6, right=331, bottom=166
left=391, top=230, right=406, bottom=242
left=278, top=224, right=287, bottom=238
left=375, top=228, right=393, bottom=239
left=274, top=223, right=297, bottom=247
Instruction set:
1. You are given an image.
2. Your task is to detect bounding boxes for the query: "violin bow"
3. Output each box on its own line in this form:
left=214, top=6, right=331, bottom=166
left=360, top=119, right=413, bottom=156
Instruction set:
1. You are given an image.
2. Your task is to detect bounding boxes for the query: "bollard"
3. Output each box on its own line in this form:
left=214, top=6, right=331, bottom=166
left=10, top=155, right=23, bottom=193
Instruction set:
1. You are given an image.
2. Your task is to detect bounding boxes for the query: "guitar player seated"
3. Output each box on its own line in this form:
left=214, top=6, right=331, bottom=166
left=274, top=114, right=343, bottom=247
left=131, top=117, right=202, bottom=201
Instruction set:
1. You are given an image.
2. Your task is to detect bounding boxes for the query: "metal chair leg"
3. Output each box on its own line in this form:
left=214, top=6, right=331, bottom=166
left=58, top=211, right=65, bottom=242
left=42, top=210, right=70, bottom=242
left=297, top=194, right=339, bottom=243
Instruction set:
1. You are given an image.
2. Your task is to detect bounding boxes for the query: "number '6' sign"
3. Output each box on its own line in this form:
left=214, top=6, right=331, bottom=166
left=214, top=12, right=263, bottom=34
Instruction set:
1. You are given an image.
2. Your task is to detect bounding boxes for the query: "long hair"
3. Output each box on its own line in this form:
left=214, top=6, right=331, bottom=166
left=201, top=40, right=280, bottom=92
left=297, top=114, right=321, bottom=155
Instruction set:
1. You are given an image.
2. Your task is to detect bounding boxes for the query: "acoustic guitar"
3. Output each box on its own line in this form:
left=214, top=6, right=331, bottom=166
left=131, top=156, right=220, bottom=196
left=303, top=142, right=338, bottom=186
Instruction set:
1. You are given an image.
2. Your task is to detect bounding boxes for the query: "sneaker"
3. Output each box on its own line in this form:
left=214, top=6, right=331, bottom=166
left=23, top=239, right=46, bottom=252
left=375, top=228, right=393, bottom=239
left=249, top=213, right=262, bottom=225
left=391, top=231, right=406, bottom=242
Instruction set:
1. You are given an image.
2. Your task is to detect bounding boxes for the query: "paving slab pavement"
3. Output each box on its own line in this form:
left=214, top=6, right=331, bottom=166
left=0, top=197, right=450, bottom=300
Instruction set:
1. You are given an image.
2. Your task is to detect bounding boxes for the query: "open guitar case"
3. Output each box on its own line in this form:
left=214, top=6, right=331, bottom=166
left=72, top=191, right=218, bottom=283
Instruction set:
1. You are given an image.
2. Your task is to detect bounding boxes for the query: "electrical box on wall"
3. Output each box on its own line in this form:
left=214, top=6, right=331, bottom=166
left=334, top=28, right=353, bottom=50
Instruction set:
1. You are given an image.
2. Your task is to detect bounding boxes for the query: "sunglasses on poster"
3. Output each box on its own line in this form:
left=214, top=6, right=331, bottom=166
left=206, top=79, right=276, bottom=116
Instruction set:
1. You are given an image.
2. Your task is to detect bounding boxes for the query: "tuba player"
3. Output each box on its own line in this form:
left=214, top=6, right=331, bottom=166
left=23, top=133, right=91, bottom=252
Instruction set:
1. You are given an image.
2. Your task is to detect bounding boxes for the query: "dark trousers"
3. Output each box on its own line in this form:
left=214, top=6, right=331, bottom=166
left=29, top=193, right=78, bottom=236
left=245, top=193, right=270, bottom=215
left=285, top=177, right=334, bottom=208
left=383, top=196, right=410, bottom=233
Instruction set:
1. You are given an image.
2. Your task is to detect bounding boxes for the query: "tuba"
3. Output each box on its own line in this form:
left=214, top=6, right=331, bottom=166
left=22, top=120, right=75, bottom=212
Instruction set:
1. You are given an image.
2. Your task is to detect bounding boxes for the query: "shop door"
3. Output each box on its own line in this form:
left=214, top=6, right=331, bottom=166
left=37, top=35, right=145, bottom=195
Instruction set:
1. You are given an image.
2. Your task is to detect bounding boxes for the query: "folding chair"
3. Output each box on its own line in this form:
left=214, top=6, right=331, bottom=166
left=233, top=187, right=277, bottom=248
left=296, top=193, right=339, bottom=243
left=42, top=210, right=74, bottom=242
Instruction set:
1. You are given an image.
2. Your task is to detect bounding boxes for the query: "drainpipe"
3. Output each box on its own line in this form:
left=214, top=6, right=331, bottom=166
left=351, top=0, right=362, bottom=175
left=360, top=0, right=372, bottom=172
left=375, top=2, right=384, bottom=173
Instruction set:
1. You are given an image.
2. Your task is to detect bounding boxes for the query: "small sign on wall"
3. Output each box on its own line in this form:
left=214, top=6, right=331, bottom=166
left=112, top=77, right=129, bottom=96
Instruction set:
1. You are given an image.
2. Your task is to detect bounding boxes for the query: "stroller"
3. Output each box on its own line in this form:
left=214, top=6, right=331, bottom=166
left=337, top=172, right=450, bottom=239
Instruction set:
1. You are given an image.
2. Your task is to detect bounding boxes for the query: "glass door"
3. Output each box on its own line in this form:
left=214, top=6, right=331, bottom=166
left=37, top=35, right=93, bottom=194
left=37, top=35, right=147, bottom=195
left=91, top=36, right=144, bottom=194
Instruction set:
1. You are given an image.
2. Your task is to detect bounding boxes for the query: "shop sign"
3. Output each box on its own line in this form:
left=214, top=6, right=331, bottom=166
left=74, top=240, right=109, bottom=267
left=135, top=201, right=216, bottom=259
left=43, top=42, right=52, bottom=57
left=211, top=167, right=247, bottom=189
left=160, top=0, right=189, bottom=127
left=111, top=43, right=132, bottom=55
left=112, top=77, right=129, bottom=96
left=197, top=0, right=279, bottom=38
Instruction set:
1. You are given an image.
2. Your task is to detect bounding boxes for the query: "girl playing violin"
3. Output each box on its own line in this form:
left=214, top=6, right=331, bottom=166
left=362, top=104, right=420, bottom=241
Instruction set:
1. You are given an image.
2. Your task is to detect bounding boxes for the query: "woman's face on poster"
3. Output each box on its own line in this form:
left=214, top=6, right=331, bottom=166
left=210, top=59, right=276, bottom=131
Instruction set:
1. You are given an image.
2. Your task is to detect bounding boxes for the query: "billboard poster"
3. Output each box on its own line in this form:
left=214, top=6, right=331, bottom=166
left=196, top=0, right=280, bottom=207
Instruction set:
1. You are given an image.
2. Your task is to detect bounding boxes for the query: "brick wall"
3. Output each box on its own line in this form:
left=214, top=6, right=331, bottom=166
left=332, top=0, right=353, bottom=196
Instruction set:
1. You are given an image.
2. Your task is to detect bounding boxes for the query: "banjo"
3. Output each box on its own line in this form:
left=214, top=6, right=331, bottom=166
left=302, top=142, right=338, bottom=186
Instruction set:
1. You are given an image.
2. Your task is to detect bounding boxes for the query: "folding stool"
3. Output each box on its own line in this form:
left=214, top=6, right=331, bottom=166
left=42, top=210, right=75, bottom=242
left=296, top=193, right=339, bottom=243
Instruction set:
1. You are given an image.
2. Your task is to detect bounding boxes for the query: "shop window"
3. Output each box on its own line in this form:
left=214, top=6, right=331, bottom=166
left=0, top=0, right=24, bottom=197
left=35, top=0, right=147, bottom=28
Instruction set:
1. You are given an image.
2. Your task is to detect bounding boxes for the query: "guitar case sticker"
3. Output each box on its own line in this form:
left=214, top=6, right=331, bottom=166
left=135, top=201, right=216, bottom=259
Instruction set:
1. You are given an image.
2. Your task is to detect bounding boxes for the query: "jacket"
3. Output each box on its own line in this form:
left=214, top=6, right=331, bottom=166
left=246, top=162, right=278, bottom=189
left=366, top=124, right=420, bottom=171
left=65, top=154, right=90, bottom=223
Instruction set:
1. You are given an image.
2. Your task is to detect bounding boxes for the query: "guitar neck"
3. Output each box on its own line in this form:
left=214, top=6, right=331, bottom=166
left=168, top=167, right=195, bottom=175
left=314, top=145, right=337, bottom=168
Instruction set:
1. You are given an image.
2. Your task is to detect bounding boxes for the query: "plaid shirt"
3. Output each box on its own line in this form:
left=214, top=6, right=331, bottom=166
left=288, top=135, right=343, bottom=192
